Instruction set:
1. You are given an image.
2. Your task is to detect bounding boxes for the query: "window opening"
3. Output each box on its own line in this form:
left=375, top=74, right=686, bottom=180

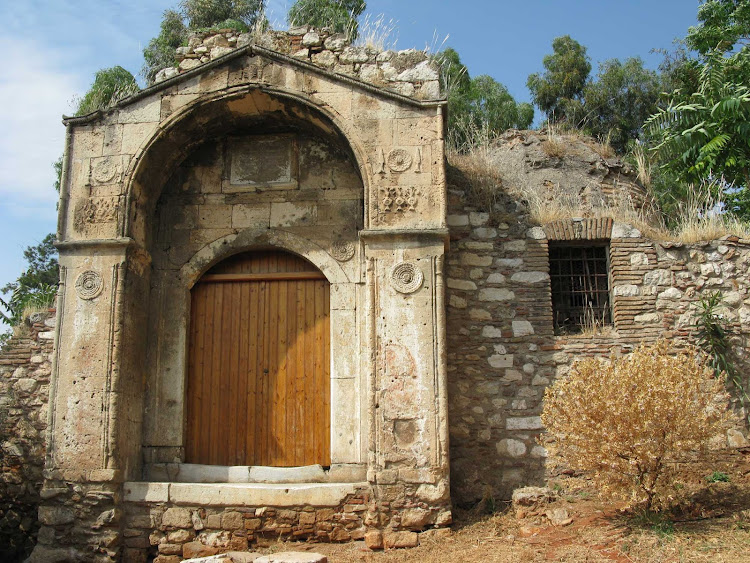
left=548, top=243, right=611, bottom=335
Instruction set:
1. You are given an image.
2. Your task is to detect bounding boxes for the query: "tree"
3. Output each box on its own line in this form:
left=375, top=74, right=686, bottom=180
left=288, top=0, right=366, bottom=38
left=527, top=35, right=591, bottom=123
left=75, top=66, right=140, bottom=116
left=438, top=47, right=533, bottom=150
left=578, top=57, right=661, bottom=153
left=686, top=0, right=750, bottom=54
left=179, top=0, right=266, bottom=29
left=646, top=50, right=750, bottom=218
left=0, top=235, right=59, bottom=327
left=143, top=9, right=188, bottom=84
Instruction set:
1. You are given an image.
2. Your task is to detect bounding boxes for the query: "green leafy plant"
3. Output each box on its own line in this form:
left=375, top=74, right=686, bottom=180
left=143, top=9, right=188, bottom=84
left=694, top=291, right=750, bottom=420
left=645, top=50, right=750, bottom=219
left=288, top=0, right=366, bottom=39
left=0, top=235, right=59, bottom=328
left=180, top=0, right=266, bottom=29
left=706, top=470, right=730, bottom=482
left=75, top=66, right=140, bottom=116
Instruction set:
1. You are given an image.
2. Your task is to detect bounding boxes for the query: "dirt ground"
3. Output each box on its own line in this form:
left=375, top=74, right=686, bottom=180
left=257, top=448, right=750, bottom=562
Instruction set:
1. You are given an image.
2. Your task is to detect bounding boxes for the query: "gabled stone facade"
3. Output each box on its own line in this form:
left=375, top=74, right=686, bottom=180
left=31, top=35, right=450, bottom=562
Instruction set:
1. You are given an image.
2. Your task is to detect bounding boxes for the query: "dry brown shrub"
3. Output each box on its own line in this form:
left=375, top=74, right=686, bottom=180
left=541, top=340, right=730, bottom=510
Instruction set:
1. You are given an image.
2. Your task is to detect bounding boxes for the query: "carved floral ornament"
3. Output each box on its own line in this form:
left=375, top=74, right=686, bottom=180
left=390, top=261, right=424, bottom=294
left=381, top=186, right=420, bottom=213
left=75, top=270, right=104, bottom=300
left=330, top=240, right=356, bottom=262
left=376, top=147, right=423, bottom=174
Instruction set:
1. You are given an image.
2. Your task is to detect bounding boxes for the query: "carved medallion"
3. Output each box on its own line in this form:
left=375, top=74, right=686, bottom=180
left=390, top=262, right=424, bottom=294
left=330, top=240, right=355, bottom=262
left=387, top=149, right=413, bottom=172
left=381, top=186, right=420, bottom=213
left=91, top=157, right=119, bottom=185
left=75, top=270, right=104, bottom=300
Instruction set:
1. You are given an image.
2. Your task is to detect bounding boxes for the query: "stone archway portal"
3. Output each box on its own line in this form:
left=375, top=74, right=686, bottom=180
left=185, top=250, right=331, bottom=467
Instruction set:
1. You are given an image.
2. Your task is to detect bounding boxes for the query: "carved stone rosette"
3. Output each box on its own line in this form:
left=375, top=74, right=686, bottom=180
left=390, top=261, right=424, bottom=294
left=330, top=240, right=355, bottom=262
left=387, top=148, right=413, bottom=172
left=75, top=270, right=104, bottom=300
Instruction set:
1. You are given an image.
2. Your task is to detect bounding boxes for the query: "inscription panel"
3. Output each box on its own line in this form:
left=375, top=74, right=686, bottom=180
left=225, top=134, right=298, bottom=192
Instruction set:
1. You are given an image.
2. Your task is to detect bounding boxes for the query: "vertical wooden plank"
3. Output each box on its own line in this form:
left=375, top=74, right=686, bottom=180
left=324, top=283, right=331, bottom=464
left=267, top=276, right=279, bottom=465
left=303, top=280, right=316, bottom=464
left=285, top=279, right=297, bottom=466
left=246, top=281, right=259, bottom=465
left=313, top=280, right=325, bottom=465
left=236, top=281, right=250, bottom=464
left=257, top=280, right=268, bottom=465
left=227, top=281, right=241, bottom=464
left=276, top=280, right=289, bottom=465
left=294, top=281, right=306, bottom=466
left=201, top=282, right=218, bottom=463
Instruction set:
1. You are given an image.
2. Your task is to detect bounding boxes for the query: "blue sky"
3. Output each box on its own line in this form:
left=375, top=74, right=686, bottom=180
left=0, top=0, right=699, bottom=308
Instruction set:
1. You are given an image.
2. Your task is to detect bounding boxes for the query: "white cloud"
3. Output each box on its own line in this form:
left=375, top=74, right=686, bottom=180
left=0, top=36, right=83, bottom=207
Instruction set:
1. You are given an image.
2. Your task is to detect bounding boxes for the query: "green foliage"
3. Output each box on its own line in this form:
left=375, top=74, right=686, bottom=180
left=143, top=2, right=267, bottom=84
left=577, top=57, right=662, bottom=154
left=288, top=0, right=366, bottom=38
left=694, top=291, right=749, bottom=418
left=53, top=157, right=63, bottom=193
left=631, top=509, right=675, bottom=537
left=438, top=47, right=533, bottom=151
left=0, top=235, right=59, bottom=327
left=527, top=35, right=591, bottom=123
left=179, top=0, right=266, bottom=29
left=645, top=50, right=750, bottom=218
left=143, top=9, right=188, bottom=84
left=706, top=470, right=730, bottom=482
left=686, top=0, right=750, bottom=54
left=75, top=66, right=140, bottom=116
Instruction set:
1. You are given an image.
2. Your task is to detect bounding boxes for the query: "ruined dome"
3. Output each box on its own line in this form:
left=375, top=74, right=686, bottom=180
left=488, top=129, right=650, bottom=216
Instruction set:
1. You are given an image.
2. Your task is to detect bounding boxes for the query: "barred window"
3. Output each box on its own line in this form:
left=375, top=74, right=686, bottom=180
left=549, top=243, right=611, bottom=335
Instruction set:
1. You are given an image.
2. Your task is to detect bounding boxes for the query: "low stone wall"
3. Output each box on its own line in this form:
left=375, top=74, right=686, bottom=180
left=117, top=482, right=448, bottom=562
left=155, top=27, right=441, bottom=100
left=0, top=312, right=54, bottom=561
left=445, top=163, right=750, bottom=506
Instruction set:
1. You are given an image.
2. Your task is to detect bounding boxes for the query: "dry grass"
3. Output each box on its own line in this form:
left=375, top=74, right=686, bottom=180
left=355, top=14, right=399, bottom=51
left=446, top=146, right=504, bottom=224
left=448, top=139, right=750, bottom=244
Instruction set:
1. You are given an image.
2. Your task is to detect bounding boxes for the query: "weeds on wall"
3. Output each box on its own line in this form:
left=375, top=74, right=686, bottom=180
left=541, top=340, right=729, bottom=511
left=695, top=291, right=750, bottom=423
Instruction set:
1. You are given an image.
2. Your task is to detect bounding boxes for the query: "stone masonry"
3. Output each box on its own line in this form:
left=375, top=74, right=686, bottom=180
left=154, top=27, right=441, bottom=101
left=445, top=161, right=750, bottom=506
left=0, top=312, right=54, bottom=561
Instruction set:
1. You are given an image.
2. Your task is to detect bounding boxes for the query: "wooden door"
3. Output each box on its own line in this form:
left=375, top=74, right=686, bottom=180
left=186, top=251, right=331, bottom=467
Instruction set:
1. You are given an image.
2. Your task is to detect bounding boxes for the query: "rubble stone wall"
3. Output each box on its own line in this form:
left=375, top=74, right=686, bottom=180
left=0, top=312, right=54, bottom=562
left=155, top=27, right=441, bottom=101
left=445, top=165, right=750, bottom=506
